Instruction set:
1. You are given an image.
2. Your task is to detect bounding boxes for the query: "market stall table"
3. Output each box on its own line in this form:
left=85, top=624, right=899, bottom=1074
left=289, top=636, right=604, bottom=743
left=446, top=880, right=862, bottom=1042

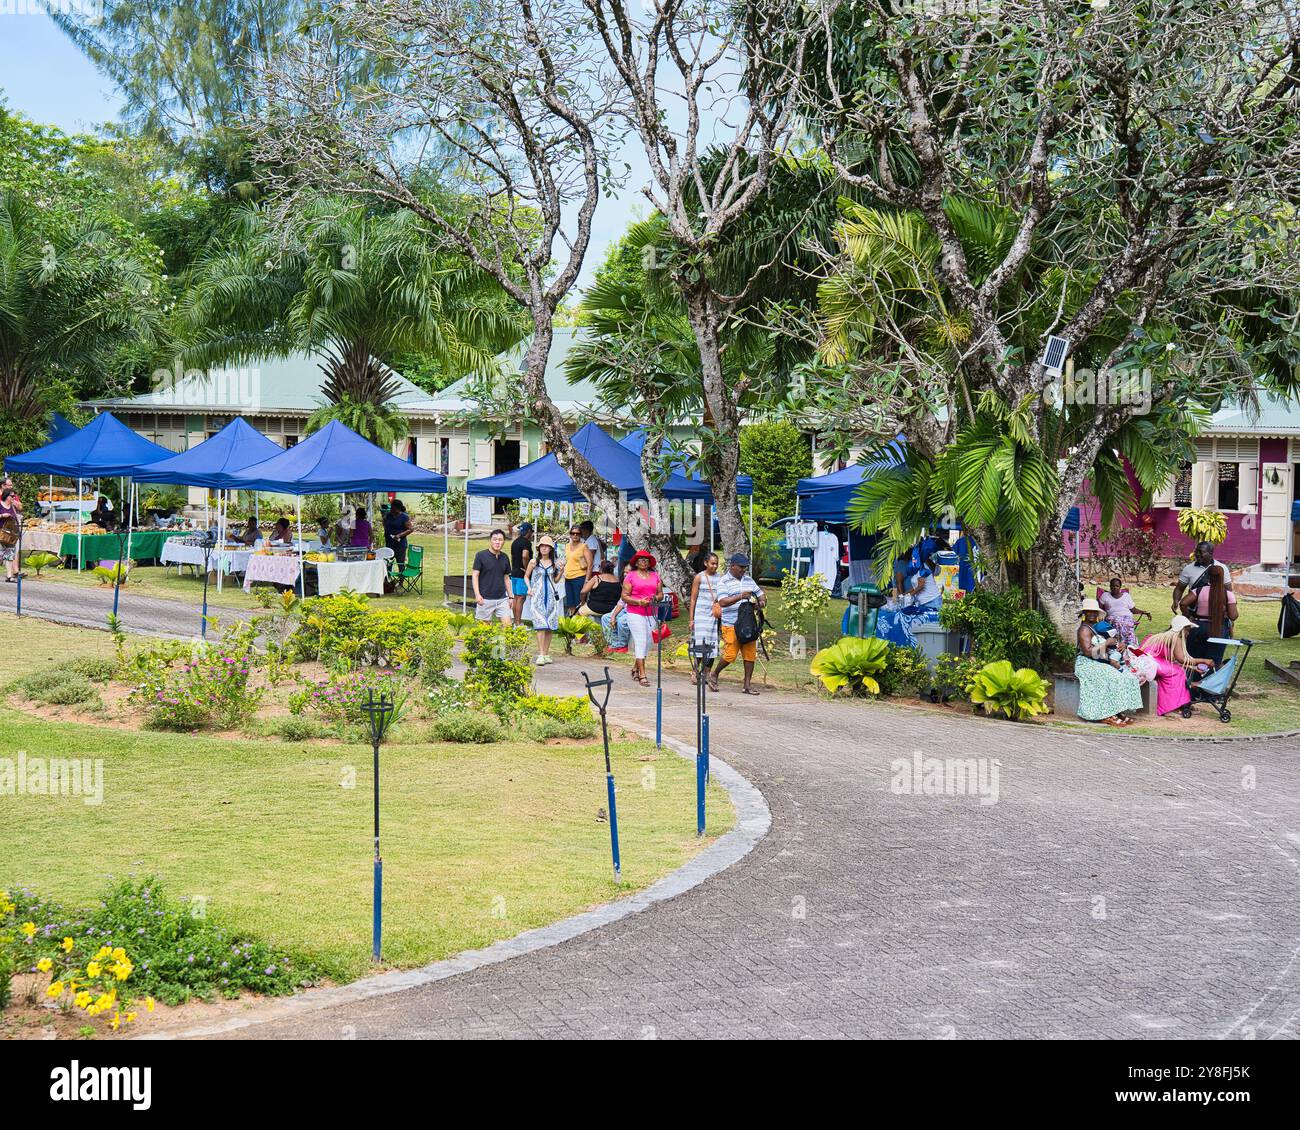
left=242, top=553, right=306, bottom=593
left=28, top=529, right=178, bottom=568
left=160, top=539, right=255, bottom=576
left=314, top=558, right=387, bottom=596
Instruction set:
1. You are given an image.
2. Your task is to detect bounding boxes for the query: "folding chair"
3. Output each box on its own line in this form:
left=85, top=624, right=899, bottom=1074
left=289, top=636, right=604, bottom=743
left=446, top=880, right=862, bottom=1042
left=394, top=543, right=424, bottom=595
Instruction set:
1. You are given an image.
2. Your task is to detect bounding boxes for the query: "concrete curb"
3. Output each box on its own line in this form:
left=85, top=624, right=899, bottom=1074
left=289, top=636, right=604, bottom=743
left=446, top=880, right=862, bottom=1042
left=139, top=723, right=770, bottom=1040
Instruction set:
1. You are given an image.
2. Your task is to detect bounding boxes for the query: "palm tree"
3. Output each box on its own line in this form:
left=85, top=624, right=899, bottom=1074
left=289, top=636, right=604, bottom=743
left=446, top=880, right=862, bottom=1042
left=821, top=195, right=1200, bottom=612
left=175, top=198, right=523, bottom=444
left=0, top=190, right=162, bottom=456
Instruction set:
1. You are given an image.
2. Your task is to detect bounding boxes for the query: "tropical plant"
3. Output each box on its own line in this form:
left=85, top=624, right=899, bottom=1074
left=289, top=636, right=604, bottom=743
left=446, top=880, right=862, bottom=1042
left=174, top=199, right=520, bottom=443
left=461, top=622, right=532, bottom=716
left=809, top=636, right=891, bottom=696
left=779, top=569, right=832, bottom=651
left=556, top=615, right=596, bottom=656
left=92, top=562, right=132, bottom=587
left=1176, top=508, right=1228, bottom=548
left=22, top=550, right=60, bottom=577
left=739, top=422, right=813, bottom=516
left=938, top=587, right=1073, bottom=674
left=968, top=660, right=1050, bottom=722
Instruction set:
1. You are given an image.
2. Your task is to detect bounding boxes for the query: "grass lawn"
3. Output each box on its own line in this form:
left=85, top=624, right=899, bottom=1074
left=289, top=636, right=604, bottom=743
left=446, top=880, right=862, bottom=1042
left=28, top=531, right=493, bottom=614
left=0, top=615, right=734, bottom=983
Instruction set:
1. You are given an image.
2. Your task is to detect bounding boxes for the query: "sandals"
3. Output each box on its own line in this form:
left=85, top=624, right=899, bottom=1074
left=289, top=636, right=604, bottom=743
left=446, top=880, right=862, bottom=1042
left=1103, top=715, right=1131, bottom=727
left=637, top=676, right=650, bottom=687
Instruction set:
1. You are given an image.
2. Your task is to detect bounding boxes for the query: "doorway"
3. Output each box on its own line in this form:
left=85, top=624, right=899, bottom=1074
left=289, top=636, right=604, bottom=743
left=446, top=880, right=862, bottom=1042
left=494, top=439, right=523, bottom=516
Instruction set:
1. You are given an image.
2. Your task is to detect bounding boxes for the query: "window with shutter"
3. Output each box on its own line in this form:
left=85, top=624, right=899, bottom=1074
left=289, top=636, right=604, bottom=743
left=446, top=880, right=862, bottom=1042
left=1217, top=462, right=1240, bottom=511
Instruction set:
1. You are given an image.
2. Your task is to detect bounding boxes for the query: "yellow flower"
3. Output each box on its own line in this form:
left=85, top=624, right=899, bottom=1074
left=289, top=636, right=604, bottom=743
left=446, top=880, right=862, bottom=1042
left=61, top=936, right=74, bottom=953
left=125, top=1012, right=137, bottom=1022
left=86, top=960, right=101, bottom=978
left=74, top=990, right=93, bottom=1008
left=36, top=957, right=53, bottom=973
left=110, top=959, right=133, bottom=981
left=93, top=990, right=116, bottom=1013
left=94, top=945, right=112, bottom=960
left=145, top=996, right=155, bottom=1013
left=111, top=947, right=127, bottom=962
left=20, top=921, right=36, bottom=938
left=110, top=1012, right=121, bottom=1031
left=46, top=980, right=64, bottom=998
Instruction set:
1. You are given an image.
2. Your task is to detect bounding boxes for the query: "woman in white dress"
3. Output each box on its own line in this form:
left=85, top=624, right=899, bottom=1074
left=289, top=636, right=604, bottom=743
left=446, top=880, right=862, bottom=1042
left=525, top=534, right=563, bottom=665
left=686, top=551, right=721, bottom=683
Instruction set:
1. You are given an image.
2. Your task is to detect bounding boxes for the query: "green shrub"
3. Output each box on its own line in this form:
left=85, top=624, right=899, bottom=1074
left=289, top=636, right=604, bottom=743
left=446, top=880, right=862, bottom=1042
left=3, top=879, right=318, bottom=1005
left=16, top=668, right=99, bottom=706
left=555, top=615, right=596, bottom=655
left=417, top=622, right=455, bottom=685
left=66, top=656, right=118, bottom=683
left=739, top=420, right=812, bottom=515
left=515, top=693, right=593, bottom=723
left=22, top=550, right=60, bottom=577
left=931, top=654, right=985, bottom=701
left=431, top=709, right=502, bottom=743
left=294, top=592, right=454, bottom=670
left=809, top=636, right=890, bottom=695
left=461, top=622, right=532, bottom=716
left=938, top=587, right=1072, bottom=673
left=267, top=716, right=332, bottom=742
left=969, top=660, right=1051, bottom=721
left=877, top=645, right=931, bottom=697
left=518, top=714, right=599, bottom=741
left=129, top=625, right=263, bottom=731
left=297, top=669, right=409, bottom=734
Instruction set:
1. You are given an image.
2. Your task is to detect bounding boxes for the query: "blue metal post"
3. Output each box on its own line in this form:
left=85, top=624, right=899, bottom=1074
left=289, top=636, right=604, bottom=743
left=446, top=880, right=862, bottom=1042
left=702, top=713, right=711, bottom=784
left=605, top=772, right=621, bottom=881
left=372, top=857, right=383, bottom=962
left=696, top=752, right=705, bottom=836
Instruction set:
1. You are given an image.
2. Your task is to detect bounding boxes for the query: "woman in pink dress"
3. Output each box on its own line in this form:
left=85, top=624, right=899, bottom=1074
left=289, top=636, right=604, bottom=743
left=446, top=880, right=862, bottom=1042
left=1098, top=577, right=1150, bottom=648
left=1137, top=616, right=1201, bottom=716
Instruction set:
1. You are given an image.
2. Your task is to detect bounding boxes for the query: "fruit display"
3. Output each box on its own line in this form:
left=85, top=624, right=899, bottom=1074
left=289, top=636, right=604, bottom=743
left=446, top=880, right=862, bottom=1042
left=304, top=552, right=336, bottom=563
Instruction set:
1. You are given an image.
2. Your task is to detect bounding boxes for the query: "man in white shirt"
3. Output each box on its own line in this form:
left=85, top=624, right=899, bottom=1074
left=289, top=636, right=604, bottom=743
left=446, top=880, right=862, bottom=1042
left=708, top=553, right=767, bottom=695
left=1172, top=541, right=1232, bottom=612
left=579, top=520, right=603, bottom=576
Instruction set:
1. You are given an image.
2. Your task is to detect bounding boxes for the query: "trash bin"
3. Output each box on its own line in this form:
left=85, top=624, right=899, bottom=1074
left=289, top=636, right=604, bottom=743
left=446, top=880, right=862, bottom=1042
left=910, top=623, right=968, bottom=671
left=841, top=583, right=887, bottom=638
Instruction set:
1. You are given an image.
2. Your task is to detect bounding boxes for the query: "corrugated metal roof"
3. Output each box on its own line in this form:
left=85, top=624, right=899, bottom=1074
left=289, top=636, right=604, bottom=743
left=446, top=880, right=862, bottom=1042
left=1207, top=391, right=1300, bottom=436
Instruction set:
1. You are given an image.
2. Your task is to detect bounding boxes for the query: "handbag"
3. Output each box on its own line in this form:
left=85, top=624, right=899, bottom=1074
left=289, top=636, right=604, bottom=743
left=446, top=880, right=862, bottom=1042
left=0, top=516, right=19, bottom=548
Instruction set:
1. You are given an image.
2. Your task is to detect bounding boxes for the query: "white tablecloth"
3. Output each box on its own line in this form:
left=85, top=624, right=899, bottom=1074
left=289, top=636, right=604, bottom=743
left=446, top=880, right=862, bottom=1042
left=160, top=540, right=254, bottom=575
left=19, top=529, right=66, bottom=554
left=314, top=559, right=387, bottom=596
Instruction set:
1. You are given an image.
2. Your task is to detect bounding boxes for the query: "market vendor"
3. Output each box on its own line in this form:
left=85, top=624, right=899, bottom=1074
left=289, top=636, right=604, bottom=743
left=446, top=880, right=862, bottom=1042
left=349, top=507, right=373, bottom=548
left=268, top=517, right=294, bottom=546
left=876, top=552, right=943, bottom=648
left=234, top=516, right=261, bottom=546
left=89, top=496, right=117, bottom=530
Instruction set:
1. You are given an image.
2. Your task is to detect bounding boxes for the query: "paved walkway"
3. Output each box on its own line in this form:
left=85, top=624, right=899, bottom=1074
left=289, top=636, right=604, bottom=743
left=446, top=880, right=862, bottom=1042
left=0, top=578, right=253, bottom=638
left=6, top=587, right=1298, bottom=1038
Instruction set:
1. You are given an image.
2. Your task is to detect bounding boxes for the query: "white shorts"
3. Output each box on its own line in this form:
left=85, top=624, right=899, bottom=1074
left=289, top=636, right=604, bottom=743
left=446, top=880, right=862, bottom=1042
left=475, top=596, right=512, bottom=623
left=626, top=612, right=654, bottom=660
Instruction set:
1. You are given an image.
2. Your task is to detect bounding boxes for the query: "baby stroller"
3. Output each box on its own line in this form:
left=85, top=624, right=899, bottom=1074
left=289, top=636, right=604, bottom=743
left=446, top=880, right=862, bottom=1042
left=1180, top=637, right=1254, bottom=723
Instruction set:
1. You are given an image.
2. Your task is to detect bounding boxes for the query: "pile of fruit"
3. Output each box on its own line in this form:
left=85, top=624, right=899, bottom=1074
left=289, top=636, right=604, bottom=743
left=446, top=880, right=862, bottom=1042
left=303, top=551, right=335, bottom=563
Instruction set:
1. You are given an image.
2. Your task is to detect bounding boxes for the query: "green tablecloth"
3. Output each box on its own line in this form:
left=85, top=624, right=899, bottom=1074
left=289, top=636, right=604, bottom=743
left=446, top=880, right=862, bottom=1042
left=57, top=530, right=178, bottom=567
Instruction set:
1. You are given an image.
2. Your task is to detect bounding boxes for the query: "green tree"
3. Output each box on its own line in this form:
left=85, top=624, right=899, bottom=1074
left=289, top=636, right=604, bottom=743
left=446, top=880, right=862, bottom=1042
left=175, top=199, right=520, bottom=442
left=739, top=421, right=811, bottom=516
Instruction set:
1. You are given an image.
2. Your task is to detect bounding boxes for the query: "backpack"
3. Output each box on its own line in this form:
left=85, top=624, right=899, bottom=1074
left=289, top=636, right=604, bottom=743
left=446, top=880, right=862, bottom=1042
left=1280, top=592, right=1300, bottom=640
left=733, top=596, right=763, bottom=645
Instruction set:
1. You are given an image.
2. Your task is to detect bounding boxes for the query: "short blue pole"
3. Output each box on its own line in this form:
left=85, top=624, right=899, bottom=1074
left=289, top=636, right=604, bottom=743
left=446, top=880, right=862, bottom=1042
left=112, top=579, right=121, bottom=619
left=702, top=713, right=711, bottom=783
left=14, top=572, right=21, bottom=617
left=655, top=686, right=662, bottom=749
left=605, top=772, right=621, bottom=881
left=696, top=752, right=705, bottom=836
left=372, top=857, right=383, bottom=961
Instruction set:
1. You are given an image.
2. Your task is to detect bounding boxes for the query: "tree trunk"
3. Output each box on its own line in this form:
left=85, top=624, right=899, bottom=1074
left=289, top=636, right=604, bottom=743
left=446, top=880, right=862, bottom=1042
left=1032, top=519, right=1081, bottom=643
left=638, top=432, right=692, bottom=600
left=681, top=286, right=749, bottom=559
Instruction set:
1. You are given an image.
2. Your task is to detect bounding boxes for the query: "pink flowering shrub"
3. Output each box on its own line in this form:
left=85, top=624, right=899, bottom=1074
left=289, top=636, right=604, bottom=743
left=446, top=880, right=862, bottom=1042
left=130, top=628, right=263, bottom=731
left=288, top=669, right=407, bottom=732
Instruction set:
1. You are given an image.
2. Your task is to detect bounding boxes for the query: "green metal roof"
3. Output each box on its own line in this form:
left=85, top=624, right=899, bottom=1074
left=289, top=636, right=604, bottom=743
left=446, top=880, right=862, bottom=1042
left=1208, top=391, right=1300, bottom=436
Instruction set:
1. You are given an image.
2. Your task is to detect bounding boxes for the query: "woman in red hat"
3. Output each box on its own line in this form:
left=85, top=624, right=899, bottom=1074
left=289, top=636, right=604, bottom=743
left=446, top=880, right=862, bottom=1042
left=621, top=549, right=662, bottom=686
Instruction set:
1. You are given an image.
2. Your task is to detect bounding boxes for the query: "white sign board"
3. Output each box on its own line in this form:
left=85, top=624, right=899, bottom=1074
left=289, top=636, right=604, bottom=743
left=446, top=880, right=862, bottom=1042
left=467, top=494, right=493, bottom=527
left=786, top=521, right=818, bottom=550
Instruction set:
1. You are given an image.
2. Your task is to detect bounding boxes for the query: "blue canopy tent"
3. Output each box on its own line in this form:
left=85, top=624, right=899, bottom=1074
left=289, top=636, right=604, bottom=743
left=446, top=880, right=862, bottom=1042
left=5, top=412, right=173, bottom=576
left=229, top=420, right=447, bottom=597
left=132, top=418, right=287, bottom=594
left=48, top=413, right=79, bottom=443
left=618, top=428, right=755, bottom=552
left=465, top=422, right=718, bottom=609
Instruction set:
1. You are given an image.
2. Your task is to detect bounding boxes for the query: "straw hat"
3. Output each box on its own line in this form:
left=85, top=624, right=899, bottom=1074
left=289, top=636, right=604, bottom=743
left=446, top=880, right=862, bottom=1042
left=536, top=534, right=556, bottom=550
left=1079, top=597, right=1102, bottom=616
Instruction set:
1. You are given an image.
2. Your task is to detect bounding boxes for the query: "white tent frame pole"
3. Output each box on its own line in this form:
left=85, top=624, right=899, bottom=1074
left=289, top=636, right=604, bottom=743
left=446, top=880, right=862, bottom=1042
left=748, top=494, right=753, bottom=554
left=296, top=496, right=304, bottom=598
left=76, top=476, right=83, bottom=572
left=442, top=491, right=449, bottom=606
left=461, top=495, right=469, bottom=613
left=125, top=479, right=134, bottom=568
left=216, top=491, right=224, bottom=593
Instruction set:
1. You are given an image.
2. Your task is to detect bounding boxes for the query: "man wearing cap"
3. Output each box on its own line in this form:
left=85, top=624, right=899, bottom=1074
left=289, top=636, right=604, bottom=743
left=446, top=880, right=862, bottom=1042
left=509, top=522, right=534, bottom=626
left=709, top=553, right=767, bottom=695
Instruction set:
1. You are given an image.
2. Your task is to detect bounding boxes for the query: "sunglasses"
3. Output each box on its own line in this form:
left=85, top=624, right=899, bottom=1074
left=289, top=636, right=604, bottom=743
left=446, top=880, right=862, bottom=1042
left=569, top=530, right=581, bottom=536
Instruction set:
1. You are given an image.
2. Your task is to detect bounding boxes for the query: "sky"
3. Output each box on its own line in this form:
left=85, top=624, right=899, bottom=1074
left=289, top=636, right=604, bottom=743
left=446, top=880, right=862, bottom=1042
left=0, top=11, right=635, bottom=292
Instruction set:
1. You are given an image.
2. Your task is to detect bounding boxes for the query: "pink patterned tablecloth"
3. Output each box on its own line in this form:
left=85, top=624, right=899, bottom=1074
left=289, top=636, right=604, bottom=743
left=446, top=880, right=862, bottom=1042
left=242, top=553, right=303, bottom=592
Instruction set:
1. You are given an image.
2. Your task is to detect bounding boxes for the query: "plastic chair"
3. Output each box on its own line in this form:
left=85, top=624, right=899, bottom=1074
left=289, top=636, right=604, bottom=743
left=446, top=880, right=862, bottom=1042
left=394, top=543, right=424, bottom=595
